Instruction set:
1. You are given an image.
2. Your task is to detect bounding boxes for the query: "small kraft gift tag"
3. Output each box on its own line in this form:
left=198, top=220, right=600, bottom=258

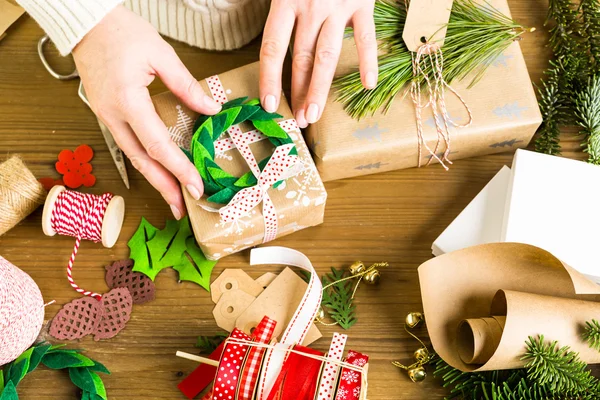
left=403, top=0, right=454, bottom=51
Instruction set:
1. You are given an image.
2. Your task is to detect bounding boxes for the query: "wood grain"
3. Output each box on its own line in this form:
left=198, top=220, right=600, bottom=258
left=0, top=2, right=584, bottom=399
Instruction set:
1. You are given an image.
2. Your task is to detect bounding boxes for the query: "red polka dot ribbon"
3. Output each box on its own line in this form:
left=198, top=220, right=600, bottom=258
left=218, top=144, right=298, bottom=243
left=317, top=333, right=348, bottom=400
left=237, top=316, right=277, bottom=400
left=335, top=351, right=369, bottom=400
left=213, top=329, right=252, bottom=400
left=204, top=74, right=301, bottom=243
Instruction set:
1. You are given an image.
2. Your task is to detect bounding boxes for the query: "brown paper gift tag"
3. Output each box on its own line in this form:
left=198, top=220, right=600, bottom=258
left=305, top=0, right=542, bottom=182
left=419, top=243, right=600, bottom=372
left=0, top=0, right=24, bottom=42
left=403, top=0, right=454, bottom=51
left=151, top=62, right=327, bottom=260
left=235, top=267, right=322, bottom=346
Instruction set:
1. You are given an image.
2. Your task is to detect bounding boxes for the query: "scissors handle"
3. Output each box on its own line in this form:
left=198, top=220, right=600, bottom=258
left=38, top=35, right=79, bottom=80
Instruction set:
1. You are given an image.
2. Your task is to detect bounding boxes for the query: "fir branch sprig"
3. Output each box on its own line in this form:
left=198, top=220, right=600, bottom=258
left=522, top=335, right=598, bottom=396
left=575, top=75, right=600, bottom=164
left=584, top=319, right=600, bottom=351
left=580, top=0, right=600, bottom=68
left=321, top=267, right=357, bottom=330
left=195, top=333, right=228, bottom=354
left=334, top=0, right=528, bottom=119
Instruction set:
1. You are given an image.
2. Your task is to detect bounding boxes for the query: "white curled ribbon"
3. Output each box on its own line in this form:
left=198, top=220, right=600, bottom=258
left=250, top=247, right=324, bottom=400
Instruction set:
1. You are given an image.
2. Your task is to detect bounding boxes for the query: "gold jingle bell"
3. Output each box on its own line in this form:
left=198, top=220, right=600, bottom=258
left=349, top=261, right=366, bottom=275
left=405, top=312, right=424, bottom=329
left=363, top=269, right=380, bottom=285
left=408, top=366, right=427, bottom=383
left=413, top=347, right=429, bottom=364
left=315, top=307, right=326, bottom=321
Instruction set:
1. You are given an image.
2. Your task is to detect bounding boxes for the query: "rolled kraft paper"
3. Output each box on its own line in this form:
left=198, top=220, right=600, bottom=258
left=457, top=316, right=505, bottom=365
left=0, top=156, right=46, bottom=236
left=418, top=242, right=600, bottom=372
left=0, top=256, right=45, bottom=366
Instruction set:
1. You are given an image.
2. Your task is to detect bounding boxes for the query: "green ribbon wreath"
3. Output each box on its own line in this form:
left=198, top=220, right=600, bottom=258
left=188, top=97, right=297, bottom=204
left=0, top=343, right=110, bottom=400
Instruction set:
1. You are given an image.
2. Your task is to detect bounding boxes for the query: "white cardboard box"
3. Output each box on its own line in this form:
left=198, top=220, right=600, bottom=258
left=432, top=149, right=600, bottom=282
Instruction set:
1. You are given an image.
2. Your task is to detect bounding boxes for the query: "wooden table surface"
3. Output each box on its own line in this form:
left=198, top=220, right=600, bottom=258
left=0, top=2, right=585, bottom=399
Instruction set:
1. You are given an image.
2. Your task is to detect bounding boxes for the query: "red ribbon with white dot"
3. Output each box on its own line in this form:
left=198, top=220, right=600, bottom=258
left=318, top=333, right=348, bottom=400
left=212, top=328, right=252, bottom=400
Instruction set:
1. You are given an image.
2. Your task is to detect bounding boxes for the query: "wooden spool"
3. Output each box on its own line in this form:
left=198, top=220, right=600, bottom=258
left=41, top=185, right=125, bottom=248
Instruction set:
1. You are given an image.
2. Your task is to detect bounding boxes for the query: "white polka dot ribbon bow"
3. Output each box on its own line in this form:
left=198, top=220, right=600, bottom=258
left=218, top=144, right=298, bottom=242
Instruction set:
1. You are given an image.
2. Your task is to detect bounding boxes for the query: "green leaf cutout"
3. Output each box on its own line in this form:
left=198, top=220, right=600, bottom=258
left=173, top=238, right=217, bottom=291
left=129, top=217, right=158, bottom=276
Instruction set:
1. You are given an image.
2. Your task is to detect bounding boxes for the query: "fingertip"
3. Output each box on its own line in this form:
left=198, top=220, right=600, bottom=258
left=263, top=94, right=278, bottom=113
left=363, top=71, right=378, bottom=89
left=305, top=103, right=320, bottom=124
left=202, top=95, right=222, bottom=114
left=296, top=109, right=308, bottom=128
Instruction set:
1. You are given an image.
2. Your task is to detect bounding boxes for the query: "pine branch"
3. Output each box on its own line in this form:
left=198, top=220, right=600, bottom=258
left=333, top=0, right=527, bottom=119
left=522, top=335, right=599, bottom=396
left=195, top=333, right=228, bottom=354
left=575, top=75, right=600, bottom=164
left=584, top=319, right=600, bottom=351
left=535, top=63, right=565, bottom=155
left=580, top=0, right=600, bottom=69
left=321, top=267, right=357, bottom=330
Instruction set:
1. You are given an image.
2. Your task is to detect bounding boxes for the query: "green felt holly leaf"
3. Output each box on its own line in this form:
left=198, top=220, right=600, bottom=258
left=321, top=267, right=357, bottom=330
left=173, top=238, right=216, bottom=291
left=207, top=187, right=239, bottom=205
left=147, top=219, right=179, bottom=269
left=69, top=368, right=107, bottom=400
left=253, top=119, right=289, bottom=139
left=207, top=166, right=238, bottom=187
left=159, top=216, right=192, bottom=268
left=28, top=344, right=51, bottom=373
left=42, top=350, right=96, bottom=370
left=0, top=381, right=17, bottom=400
left=6, top=353, right=29, bottom=388
left=88, top=361, right=111, bottom=375
left=222, top=97, right=248, bottom=110
left=129, top=217, right=158, bottom=276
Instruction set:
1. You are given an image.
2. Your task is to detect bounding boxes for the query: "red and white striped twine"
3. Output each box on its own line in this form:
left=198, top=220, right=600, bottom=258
left=50, top=190, right=113, bottom=301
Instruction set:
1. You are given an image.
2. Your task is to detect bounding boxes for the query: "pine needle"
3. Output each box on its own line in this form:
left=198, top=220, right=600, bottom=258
left=195, top=333, right=228, bottom=354
left=321, top=267, right=357, bottom=330
left=333, top=0, right=527, bottom=119
left=584, top=319, right=600, bottom=351
left=522, top=335, right=598, bottom=396
left=575, top=75, right=600, bottom=164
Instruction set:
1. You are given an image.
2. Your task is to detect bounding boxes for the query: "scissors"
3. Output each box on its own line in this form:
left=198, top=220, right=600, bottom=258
left=37, top=35, right=130, bottom=189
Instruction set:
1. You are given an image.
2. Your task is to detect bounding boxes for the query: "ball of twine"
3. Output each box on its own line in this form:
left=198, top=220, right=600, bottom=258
left=0, top=156, right=46, bottom=236
left=0, top=255, right=45, bottom=366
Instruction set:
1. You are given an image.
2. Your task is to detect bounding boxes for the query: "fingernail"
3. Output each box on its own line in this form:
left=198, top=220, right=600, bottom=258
left=264, top=95, right=277, bottom=113
left=296, top=109, right=308, bottom=129
left=306, top=103, right=319, bottom=124
left=203, top=95, right=222, bottom=112
left=186, top=184, right=201, bottom=200
left=170, top=204, right=182, bottom=220
left=365, top=72, right=377, bottom=89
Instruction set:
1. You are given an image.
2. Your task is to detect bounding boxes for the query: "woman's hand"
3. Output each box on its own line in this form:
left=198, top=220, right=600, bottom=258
left=72, top=5, right=221, bottom=219
left=259, top=0, right=378, bottom=128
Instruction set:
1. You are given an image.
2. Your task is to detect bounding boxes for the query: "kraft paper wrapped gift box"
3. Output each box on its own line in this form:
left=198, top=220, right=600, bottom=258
left=152, top=62, right=327, bottom=260
left=305, top=0, right=542, bottom=182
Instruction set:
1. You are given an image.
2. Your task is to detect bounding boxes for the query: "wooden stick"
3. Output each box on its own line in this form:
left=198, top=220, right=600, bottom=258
left=176, top=351, right=219, bottom=367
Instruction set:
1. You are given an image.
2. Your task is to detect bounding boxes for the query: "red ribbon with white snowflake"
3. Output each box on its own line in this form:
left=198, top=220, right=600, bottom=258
left=336, top=351, right=369, bottom=400
left=204, top=75, right=301, bottom=243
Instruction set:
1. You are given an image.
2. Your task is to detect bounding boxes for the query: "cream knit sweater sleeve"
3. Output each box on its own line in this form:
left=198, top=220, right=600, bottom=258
left=15, top=0, right=124, bottom=56
left=16, top=0, right=270, bottom=56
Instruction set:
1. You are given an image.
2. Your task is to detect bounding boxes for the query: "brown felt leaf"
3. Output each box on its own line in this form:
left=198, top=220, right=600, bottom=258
left=93, top=288, right=133, bottom=341
left=49, top=297, right=104, bottom=341
left=105, top=259, right=156, bottom=304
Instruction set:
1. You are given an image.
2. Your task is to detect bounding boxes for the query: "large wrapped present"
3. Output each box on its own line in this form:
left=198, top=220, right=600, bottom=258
left=152, top=63, right=327, bottom=260
left=305, top=0, right=542, bottom=182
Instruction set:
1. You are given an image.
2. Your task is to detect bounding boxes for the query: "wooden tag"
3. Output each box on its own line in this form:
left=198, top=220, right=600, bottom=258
left=210, top=269, right=264, bottom=304
left=235, top=267, right=322, bottom=346
left=403, top=0, right=454, bottom=51
left=213, top=289, right=256, bottom=332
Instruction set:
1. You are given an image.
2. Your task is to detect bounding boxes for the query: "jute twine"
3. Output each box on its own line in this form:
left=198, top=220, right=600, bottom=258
left=0, top=156, right=46, bottom=236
